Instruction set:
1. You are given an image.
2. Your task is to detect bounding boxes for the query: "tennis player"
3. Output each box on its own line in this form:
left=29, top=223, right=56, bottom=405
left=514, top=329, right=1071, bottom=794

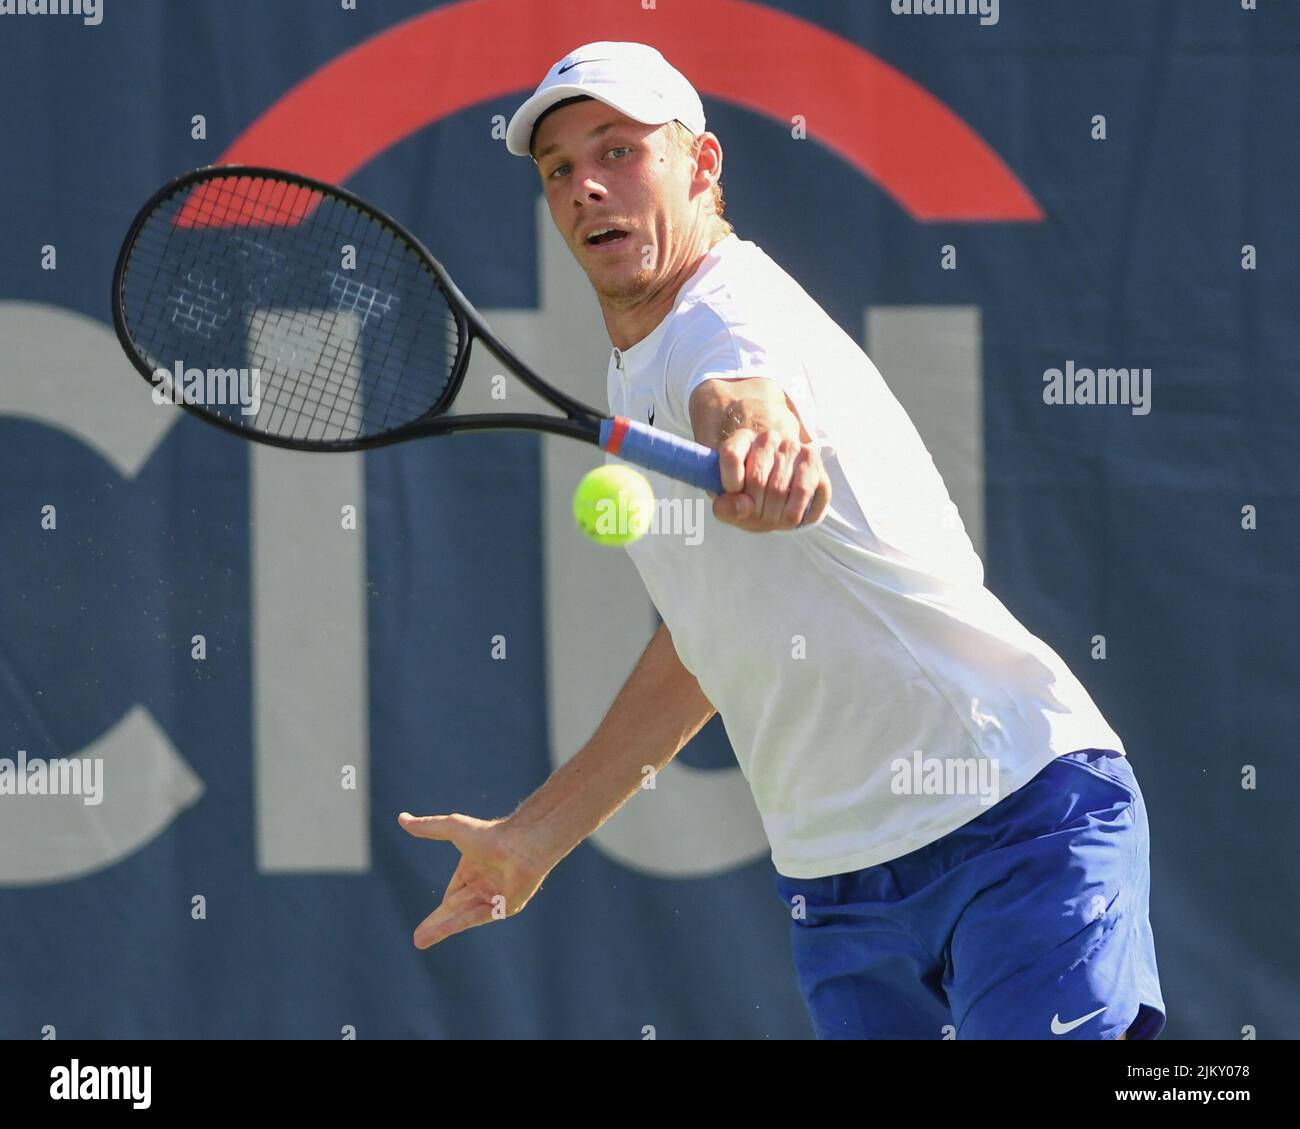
left=400, top=41, right=1165, bottom=1040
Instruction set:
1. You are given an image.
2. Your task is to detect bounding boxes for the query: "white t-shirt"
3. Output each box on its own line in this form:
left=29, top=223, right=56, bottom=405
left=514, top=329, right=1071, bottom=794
left=607, top=233, right=1125, bottom=879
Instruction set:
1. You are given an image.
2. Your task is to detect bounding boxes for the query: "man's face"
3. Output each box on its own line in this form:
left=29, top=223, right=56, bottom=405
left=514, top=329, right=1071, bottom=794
left=532, top=99, right=699, bottom=304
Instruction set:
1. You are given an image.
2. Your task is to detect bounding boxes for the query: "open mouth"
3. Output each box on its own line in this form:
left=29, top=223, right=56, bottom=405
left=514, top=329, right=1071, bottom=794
left=585, top=227, right=630, bottom=247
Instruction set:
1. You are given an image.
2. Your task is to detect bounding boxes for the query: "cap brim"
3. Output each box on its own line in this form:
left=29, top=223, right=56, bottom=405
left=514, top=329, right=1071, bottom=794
left=505, top=83, right=677, bottom=158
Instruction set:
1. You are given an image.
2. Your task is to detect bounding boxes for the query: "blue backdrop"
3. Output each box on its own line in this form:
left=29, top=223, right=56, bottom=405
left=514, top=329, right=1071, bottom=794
left=1, top=0, right=1297, bottom=1038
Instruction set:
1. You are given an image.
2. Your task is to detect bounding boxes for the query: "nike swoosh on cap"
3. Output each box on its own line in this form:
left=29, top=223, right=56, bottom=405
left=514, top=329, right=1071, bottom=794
left=557, top=58, right=611, bottom=74
left=1050, top=1006, right=1107, bottom=1035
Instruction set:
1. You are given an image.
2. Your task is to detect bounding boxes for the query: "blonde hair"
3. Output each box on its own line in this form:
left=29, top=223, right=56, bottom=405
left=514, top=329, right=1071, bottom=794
left=670, top=122, right=733, bottom=236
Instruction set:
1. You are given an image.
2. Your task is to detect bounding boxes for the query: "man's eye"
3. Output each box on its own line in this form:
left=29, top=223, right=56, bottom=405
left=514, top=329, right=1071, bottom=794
left=547, top=148, right=628, bottom=179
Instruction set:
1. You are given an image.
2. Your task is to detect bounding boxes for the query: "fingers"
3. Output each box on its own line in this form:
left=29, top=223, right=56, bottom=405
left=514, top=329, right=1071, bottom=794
left=743, top=430, right=778, bottom=521
left=398, top=812, right=471, bottom=844
left=413, top=889, right=496, bottom=949
left=779, top=447, right=816, bottom=528
left=714, top=431, right=830, bottom=532
left=762, top=438, right=798, bottom=526
left=714, top=429, right=755, bottom=523
left=802, top=471, right=832, bottom=526
left=713, top=491, right=754, bottom=522
left=401, top=816, right=542, bottom=949
left=788, top=447, right=831, bottom=527
left=716, top=428, right=754, bottom=495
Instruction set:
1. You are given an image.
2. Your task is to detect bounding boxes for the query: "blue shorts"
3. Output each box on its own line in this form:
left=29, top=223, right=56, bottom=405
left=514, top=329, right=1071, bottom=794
left=774, top=748, right=1166, bottom=1040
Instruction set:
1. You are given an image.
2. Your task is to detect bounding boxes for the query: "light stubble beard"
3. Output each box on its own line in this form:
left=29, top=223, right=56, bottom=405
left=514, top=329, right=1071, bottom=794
left=588, top=263, right=658, bottom=307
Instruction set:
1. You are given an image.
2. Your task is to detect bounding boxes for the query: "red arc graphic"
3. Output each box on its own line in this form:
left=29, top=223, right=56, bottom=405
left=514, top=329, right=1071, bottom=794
left=218, top=0, right=1042, bottom=222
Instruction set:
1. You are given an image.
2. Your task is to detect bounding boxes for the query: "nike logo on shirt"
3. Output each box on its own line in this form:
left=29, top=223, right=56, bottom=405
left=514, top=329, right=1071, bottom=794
left=1050, top=1006, right=1107, bottom=1035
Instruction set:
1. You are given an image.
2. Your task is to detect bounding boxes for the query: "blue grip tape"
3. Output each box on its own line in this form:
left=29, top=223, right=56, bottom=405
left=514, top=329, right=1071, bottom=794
left=600, top=417, right=723, bottom=494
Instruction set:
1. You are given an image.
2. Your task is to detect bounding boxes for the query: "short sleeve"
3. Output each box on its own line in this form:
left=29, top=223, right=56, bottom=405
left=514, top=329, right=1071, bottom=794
left=663, top=304, right=827, bottom=448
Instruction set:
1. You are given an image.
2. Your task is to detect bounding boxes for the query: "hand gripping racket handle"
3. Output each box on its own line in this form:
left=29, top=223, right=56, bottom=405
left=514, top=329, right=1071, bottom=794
left=599, top=417, right=724, bottom=495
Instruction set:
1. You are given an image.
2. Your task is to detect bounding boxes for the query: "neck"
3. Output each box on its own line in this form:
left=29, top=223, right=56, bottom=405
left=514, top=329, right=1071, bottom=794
left=599, top=221, right=732, bottom=351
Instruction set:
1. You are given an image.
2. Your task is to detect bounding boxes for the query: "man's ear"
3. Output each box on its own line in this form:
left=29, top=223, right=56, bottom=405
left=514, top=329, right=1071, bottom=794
left=697, top=133, right=722, bottom=189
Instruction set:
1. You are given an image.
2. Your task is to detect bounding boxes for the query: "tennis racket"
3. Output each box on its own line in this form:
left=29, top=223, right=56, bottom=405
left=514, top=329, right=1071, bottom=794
left=110, top=164, right=723, bottom=494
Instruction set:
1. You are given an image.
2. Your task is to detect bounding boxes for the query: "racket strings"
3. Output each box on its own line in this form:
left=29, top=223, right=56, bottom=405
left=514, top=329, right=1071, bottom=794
left=118, top=173, right=461, bottom=444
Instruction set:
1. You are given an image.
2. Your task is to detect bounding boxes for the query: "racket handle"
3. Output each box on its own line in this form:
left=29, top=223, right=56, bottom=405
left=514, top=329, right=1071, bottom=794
left=600, top=417, right=723, bottom=494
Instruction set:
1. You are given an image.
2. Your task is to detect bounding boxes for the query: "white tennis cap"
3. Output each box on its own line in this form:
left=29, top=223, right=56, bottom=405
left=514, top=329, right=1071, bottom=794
left=505, top=41, right=706, bottom=158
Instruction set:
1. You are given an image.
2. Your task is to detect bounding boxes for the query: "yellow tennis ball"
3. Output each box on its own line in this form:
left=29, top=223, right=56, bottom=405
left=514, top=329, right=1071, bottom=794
left=573, top=465, right=655, bottom=546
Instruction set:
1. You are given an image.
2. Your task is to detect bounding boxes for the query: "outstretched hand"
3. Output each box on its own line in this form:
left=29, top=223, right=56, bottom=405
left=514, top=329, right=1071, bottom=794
left=397, top=812, right=552, bottom=949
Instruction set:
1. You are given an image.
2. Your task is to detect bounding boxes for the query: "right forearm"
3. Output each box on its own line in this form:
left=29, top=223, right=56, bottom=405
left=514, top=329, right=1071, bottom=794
left=507, top=622, right=715, bottom=867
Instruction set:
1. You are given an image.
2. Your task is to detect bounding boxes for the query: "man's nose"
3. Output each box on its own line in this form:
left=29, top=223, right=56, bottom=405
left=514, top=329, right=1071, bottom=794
left=573, top=172, right=606, bottom=205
